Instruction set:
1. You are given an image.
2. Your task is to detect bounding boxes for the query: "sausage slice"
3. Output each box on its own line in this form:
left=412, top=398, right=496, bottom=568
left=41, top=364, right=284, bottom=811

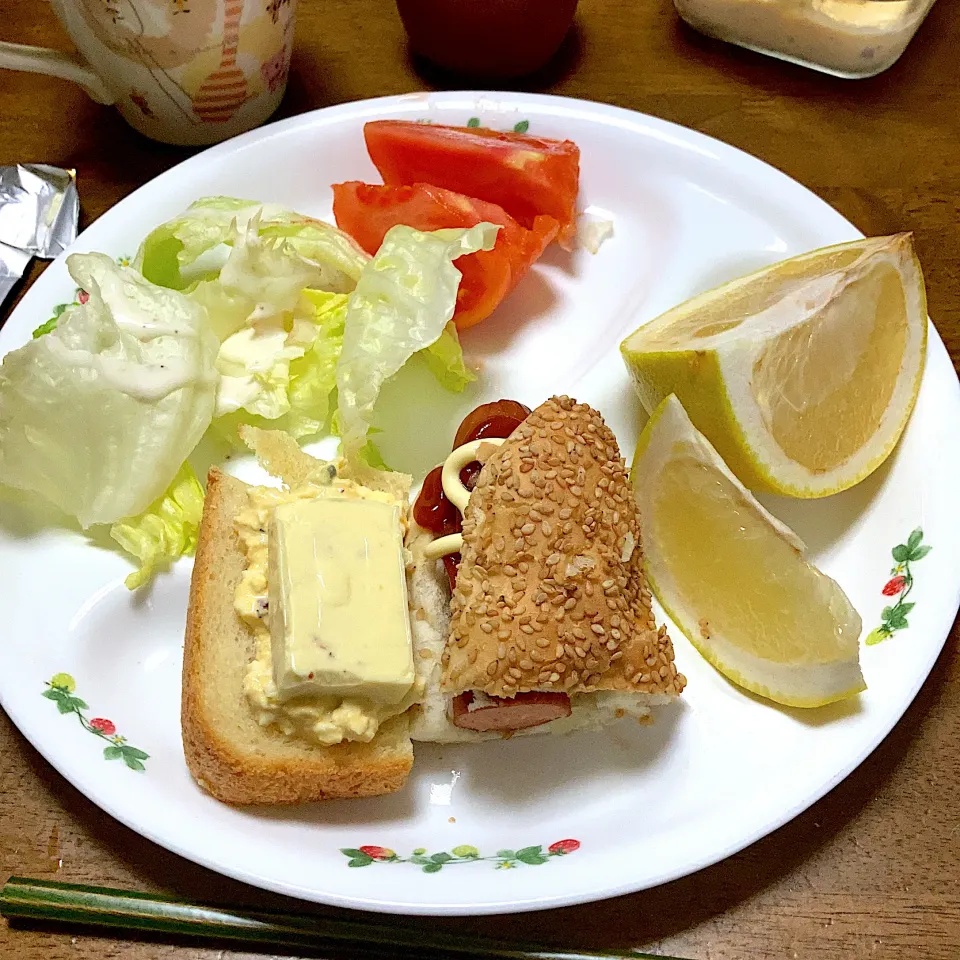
left=450, top=690, right=572, bottom=732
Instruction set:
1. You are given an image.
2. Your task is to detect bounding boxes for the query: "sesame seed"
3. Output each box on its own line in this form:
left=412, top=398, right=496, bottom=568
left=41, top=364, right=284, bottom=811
left=520, top=624, right=534, bottom=635
left=480, top=622, right=493, bottom=634
left=591, top=623, right=605, bottom=635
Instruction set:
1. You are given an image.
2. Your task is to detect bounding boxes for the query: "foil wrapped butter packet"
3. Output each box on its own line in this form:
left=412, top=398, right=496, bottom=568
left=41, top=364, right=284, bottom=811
left=0, top=165, right=79, bottom=313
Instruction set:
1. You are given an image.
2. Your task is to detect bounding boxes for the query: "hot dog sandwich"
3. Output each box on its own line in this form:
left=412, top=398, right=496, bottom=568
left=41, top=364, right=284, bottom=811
left=409, top=395, right=685, bottom=741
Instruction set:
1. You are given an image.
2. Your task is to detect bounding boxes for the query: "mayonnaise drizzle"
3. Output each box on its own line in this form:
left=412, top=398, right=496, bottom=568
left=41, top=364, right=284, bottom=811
left=423, top=438, right=505, bottom=560
left=43, top=338, right=211, bottom=402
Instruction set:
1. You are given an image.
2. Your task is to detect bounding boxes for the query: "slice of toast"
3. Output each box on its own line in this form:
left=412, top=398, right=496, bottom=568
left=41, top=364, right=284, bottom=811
left=181, top=468, right=414, bottom=805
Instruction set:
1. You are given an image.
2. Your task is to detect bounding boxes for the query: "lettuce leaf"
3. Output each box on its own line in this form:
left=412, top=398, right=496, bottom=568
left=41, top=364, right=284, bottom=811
left=422, top=322, right=476, bottom=392
left=259, top=220, right=370, bottom=288
left=215, top=326, right=307, bottom=420
left=110, top=461, right=205, bottom=589
left=336, top=223, right=498, bottom=463
left=137, top=196, right=257, bottom=289
left=283, top=290, right=348, bottom=438
left=137, top=196, right=369, bottom=295
left=213, top=290, right=348, bottom=443
left=0, top=253, right=218, bottom=528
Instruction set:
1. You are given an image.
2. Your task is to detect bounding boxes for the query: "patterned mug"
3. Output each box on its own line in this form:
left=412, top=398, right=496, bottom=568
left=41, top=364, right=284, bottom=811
left=0, top=0, right=298, bottom=146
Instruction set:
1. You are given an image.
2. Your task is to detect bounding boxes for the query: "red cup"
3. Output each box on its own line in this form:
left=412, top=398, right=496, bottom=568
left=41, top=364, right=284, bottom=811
left=396, top=0, right=580, bottom=78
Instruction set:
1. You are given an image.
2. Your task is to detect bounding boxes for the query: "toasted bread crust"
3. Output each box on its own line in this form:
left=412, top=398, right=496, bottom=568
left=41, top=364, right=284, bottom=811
left=181, top=468, right=413, bottom=805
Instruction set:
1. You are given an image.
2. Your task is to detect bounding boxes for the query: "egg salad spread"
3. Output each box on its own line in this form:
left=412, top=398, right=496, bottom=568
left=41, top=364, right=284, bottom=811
left=235, top=466, right=422, bottom=746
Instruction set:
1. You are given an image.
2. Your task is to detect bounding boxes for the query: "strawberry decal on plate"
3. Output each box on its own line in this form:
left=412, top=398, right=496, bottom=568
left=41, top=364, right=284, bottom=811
left=340, top=840, right=581, bottom=872
left=866, top=528, right=932, bottom=646
left=42, top=674, right=149, bottom=771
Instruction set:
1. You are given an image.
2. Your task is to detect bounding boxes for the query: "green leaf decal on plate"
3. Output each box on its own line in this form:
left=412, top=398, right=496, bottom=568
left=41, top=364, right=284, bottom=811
left=339, top=841, right=581, bottom=873
left=42, top=675, right=147, bottom=771
left=867, top=529, right=931, bottom=646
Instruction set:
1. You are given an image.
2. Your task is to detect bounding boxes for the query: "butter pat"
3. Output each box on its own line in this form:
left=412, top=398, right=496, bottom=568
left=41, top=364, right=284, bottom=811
left=267, top=498, right=415, bottom=706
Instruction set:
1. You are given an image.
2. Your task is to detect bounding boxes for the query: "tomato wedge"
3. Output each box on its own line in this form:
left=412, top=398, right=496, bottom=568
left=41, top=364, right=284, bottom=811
left=363, top=121, right=580, bottom=250
left=332, top=181, right=558, bottom=329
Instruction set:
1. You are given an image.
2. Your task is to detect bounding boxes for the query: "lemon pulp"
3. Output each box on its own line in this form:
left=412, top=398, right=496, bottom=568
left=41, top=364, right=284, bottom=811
left=651, top=444, right=861, bottom=664
left=631, top=395, right=865, bottom=708
left=621, top=234, right=926, bottom=497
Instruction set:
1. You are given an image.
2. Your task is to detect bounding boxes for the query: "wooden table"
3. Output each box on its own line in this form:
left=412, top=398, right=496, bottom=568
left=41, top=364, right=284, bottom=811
left=1, top=1, right=958, bottom=958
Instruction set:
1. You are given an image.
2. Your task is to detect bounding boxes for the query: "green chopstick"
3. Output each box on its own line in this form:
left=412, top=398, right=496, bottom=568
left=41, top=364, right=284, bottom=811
left=1, top=876, right=689, bottom=959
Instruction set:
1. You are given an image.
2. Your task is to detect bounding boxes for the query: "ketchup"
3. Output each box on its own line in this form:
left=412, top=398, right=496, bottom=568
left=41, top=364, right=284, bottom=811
left=414, top=399, right=531, bottom=587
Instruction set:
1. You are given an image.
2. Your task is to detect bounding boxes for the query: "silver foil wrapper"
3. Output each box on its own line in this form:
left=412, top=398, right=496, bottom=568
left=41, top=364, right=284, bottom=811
left=0, top=164, right=80, bottom=313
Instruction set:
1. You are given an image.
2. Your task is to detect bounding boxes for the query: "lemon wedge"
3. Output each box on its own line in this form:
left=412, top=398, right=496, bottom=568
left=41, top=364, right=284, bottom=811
left=631, top=395, right=865, bottom=708
left=621, top=234, right=926, bottom=497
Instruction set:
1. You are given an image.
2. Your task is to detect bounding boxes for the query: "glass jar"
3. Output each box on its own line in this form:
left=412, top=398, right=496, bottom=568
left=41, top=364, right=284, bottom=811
left=673, top=0, right=938, bottom=78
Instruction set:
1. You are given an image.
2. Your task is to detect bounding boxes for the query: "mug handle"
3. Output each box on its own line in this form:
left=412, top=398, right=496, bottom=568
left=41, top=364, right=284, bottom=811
left=0, top=41, right=114, bottom=104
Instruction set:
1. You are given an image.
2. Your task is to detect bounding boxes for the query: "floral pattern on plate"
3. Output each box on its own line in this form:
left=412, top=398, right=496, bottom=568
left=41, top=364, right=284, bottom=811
left=42, top=674, right=149, bottom=771
left=865, top=528, right=932, bottom=646
left=341, top=840, right=580, bottom=872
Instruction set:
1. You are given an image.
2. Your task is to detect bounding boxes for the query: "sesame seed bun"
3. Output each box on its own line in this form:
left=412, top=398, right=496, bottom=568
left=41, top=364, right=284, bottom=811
left=441, top=396, right=685, bottom=701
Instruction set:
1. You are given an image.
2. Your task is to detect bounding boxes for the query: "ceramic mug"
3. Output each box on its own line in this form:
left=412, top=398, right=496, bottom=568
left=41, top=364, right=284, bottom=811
left=0, top=0, right=298, bottom=146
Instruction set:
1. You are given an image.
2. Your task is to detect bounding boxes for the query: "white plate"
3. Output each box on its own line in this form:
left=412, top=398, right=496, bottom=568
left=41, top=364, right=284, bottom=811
left=1, top=92, right=958, bottom=917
